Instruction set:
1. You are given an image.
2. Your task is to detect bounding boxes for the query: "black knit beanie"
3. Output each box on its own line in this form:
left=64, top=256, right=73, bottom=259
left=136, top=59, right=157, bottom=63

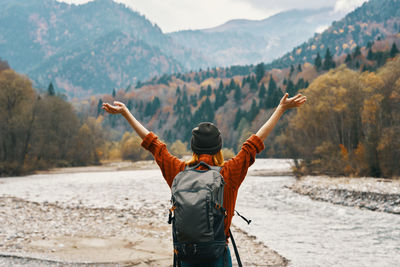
left=191, top=122, right=222, bottom=155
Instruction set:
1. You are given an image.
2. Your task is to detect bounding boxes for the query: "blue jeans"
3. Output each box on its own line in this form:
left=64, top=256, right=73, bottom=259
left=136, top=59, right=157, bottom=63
left=180, top=247, right=232, bottom=267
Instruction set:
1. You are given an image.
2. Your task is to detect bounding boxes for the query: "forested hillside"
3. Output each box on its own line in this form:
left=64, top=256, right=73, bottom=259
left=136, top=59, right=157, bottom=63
left=0, top=0, right=206, bottom=97
left=267, top=0, right=400, bottom=69
left=80, top=36, right=400, bottom=163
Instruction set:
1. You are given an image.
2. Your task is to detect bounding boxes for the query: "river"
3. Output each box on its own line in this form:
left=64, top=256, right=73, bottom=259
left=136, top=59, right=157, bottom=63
left=0, top=159, right=399, bottom=266
left=235, top=160, right=400, bottom=267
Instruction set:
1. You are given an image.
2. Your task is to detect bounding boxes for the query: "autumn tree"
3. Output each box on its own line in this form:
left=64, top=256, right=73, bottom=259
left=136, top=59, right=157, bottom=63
left=120, top=132, right=150, bottom=161
left=280, top=58, right=400, bottom=177
left=29, top=95, right=80, bottom=167
left=169, top=140, right=189, bottom=158
left=0, top=69, right=36, bottom=174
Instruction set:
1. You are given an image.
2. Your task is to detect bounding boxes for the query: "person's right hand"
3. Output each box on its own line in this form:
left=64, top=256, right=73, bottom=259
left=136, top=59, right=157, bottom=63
left=279, top=93, right=307, bottom=111
left=102, top=101, right=127, bottom=115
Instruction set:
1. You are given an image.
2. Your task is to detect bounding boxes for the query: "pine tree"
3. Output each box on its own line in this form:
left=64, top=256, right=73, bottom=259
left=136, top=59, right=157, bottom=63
left=176, top=86, right=181, bottom=96
left=289, top=65, right=295, bottom=76
left=234, top=108, right=242, bottom=128
left=353, top=46, right=361, bottom=57
left=323, top=48, right=336, bottom=71
left=199, top=86, right=206, bottom=98
left=190, top=94, right=198, bottom=107
left=218, top=80, right=224, bottom=91
left=47, top=82, right=55, bottom=96
left=264, top=76, right=279, bottom=109
left=258, top=83, right=266, bottom=99
left=248, top=100, right=259, bottom=122
left=97, top=99, right=103, bottom=117
left=194, top=73, right=200, bottom=83
left=345, top=54, right=352, bottom=64
left=297, top=64, right=302, bottom=72
left=267, top=75, right=277, bottom=95
left=255, top=63, right=265, bottom=83
left=314, top=53, right=322, bottom=71
left=126, top=99, right=133, bottom=111
left=112, top=88, right=116, bottom=98
left=229, top=79, right=236, bottom=92
left=286, top=80, right=296, bottom=96
left=390, top=43, right=399, bottom=58
left=234, top=85, right=241, bottom=103
left=250, top=76, right=258, bottom=92
left=367, top=49, right=374, bottom=60
left=207, top=85, right=212, bottom=96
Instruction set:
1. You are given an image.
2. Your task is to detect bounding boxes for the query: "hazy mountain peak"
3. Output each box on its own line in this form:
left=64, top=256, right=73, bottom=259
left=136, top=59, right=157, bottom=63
left=169, top=7, right=342, bottom=67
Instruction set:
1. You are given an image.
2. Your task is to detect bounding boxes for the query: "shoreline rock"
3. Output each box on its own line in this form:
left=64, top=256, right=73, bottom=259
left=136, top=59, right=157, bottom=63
left=290, top=176, right=400, bottom=214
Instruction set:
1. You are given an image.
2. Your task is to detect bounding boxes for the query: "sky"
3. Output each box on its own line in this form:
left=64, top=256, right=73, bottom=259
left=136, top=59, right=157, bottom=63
left=58, top=0, right=368, bottom=33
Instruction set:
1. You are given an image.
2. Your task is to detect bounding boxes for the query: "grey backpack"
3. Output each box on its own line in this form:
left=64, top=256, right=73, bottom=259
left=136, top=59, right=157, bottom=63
left=168, top=161, right=226, bottom=264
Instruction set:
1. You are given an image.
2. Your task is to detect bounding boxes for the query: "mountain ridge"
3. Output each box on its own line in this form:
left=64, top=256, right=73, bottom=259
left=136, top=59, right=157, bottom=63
left=0, top=0, right=205, bottom=97
left=267, top=0, right=400, bottom=69
left=169, top=7, right=342, bottom=67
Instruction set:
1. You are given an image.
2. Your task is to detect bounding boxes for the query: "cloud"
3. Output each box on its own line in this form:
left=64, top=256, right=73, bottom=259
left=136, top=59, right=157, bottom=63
left=56, top=0, right=368, bottom=33
left=315, top=25, right=330, bottom=34
left=233, top=0, right=337, bottom=11
left=57, top=0, right=93, bottom=4
left=120, top=0, right=281, bottom=32
left=333, top=0, right=368, bottom=14
left=58, top=0, right=276, bottom=32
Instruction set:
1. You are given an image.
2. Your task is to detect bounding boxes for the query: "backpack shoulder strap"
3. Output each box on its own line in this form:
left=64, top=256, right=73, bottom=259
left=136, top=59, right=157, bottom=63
left=188, top=161, right=222, bottom=172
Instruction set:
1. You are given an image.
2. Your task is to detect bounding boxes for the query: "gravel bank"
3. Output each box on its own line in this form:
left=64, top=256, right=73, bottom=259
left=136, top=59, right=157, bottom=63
left=290, top=176, right=400, bottom=214
left=0, top=166, right=287, bottom=266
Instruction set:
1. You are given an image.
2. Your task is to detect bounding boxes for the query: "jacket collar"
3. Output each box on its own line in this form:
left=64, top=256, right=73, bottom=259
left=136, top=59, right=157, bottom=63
left=197, top=154, right=214, bottom=166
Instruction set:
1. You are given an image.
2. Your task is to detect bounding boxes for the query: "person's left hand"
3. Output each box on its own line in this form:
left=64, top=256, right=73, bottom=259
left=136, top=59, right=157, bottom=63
left=279, top=93, right=307, bottom=111
left=102, top=101, right=127, bottom=114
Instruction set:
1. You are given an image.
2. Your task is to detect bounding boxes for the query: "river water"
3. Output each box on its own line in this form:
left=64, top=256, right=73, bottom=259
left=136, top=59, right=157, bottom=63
left=235, top=160, right=400, bottom=267
left=1, top=159, right=399, bottom=266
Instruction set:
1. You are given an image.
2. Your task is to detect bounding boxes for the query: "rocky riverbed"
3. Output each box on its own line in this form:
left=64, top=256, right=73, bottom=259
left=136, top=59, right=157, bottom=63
left=290, top=176, right=400, bottom=214
left=0, top=164, right=287, bottom=267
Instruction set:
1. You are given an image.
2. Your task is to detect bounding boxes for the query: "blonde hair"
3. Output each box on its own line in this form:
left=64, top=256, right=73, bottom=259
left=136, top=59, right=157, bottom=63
left=186, top=150, right=225, bottom=167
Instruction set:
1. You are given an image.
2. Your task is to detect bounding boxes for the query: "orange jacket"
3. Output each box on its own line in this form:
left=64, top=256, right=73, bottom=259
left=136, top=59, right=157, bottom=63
left=141, top=132, right=265, bottom=238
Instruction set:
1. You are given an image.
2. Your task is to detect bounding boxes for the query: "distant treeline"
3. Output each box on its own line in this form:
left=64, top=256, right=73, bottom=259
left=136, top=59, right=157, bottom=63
left=0, top=61, right=105, bottom=176
left=0, top=58, right=201, bottom=176
left=1, top=42, right=400, bottom=177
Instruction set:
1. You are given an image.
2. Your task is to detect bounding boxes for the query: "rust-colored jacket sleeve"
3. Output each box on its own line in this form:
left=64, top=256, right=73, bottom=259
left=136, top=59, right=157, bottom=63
left=221, top=134, right=265, bottom=190
left=141, top=132, right=186, bottom=187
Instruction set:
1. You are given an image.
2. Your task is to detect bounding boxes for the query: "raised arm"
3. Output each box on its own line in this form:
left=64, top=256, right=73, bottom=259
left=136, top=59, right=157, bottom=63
left=102, top=101, right=149, bottom=139
left=256, top=93, right=306, bottom=141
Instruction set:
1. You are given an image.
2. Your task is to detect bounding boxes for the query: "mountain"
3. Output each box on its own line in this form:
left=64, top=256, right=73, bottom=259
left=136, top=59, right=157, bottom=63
left=168, top=8, right=342, bottom=67
left=0, top=0, right=206, bottom=97
left=89, top=0, right=400, bottom=154
left=267, top=0, right=400, bottom=69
